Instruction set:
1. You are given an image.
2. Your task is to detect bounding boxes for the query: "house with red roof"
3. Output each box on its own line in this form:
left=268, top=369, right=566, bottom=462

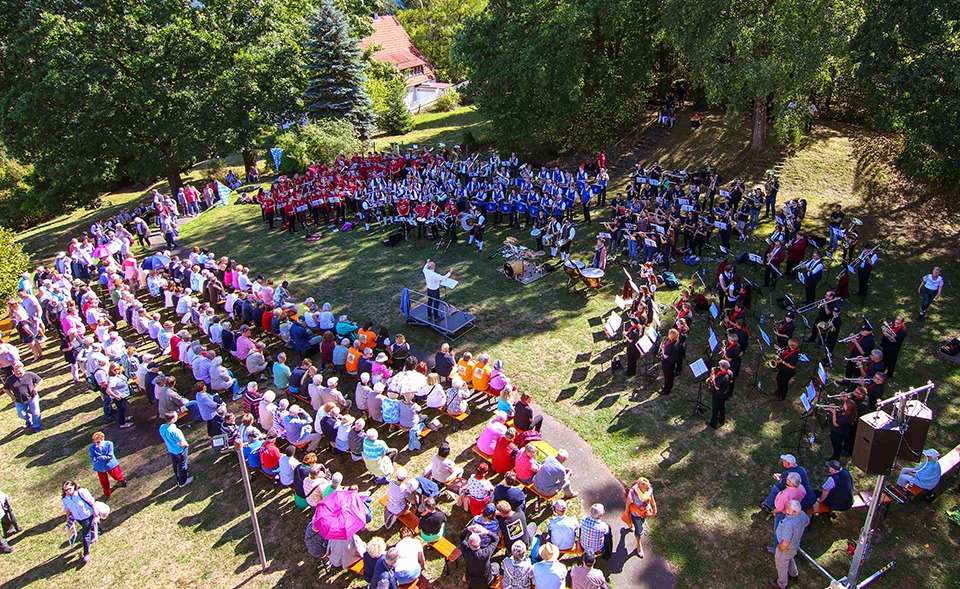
left=360, top=15, right=452, bottom=112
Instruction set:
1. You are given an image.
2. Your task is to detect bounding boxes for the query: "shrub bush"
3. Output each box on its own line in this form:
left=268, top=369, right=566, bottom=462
left=432, top=90, right=461, bottom=113
left=275, top=121, right=363, bottom=175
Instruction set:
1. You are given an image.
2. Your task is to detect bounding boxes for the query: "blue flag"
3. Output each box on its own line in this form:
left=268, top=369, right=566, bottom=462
left=270, top=148, right=284, bottom=172
left=215, top=182, right=232, bottom=206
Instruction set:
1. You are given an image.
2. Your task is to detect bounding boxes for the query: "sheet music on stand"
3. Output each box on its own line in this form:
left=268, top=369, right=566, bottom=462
left=719, top=245, right=729, bottom=255
left=645, top=325, right=660, bottom=343
left=638, top=335, right=654, bottom=355
left=655, top=225, right=665, bottom=235
left=644, top=238, right=658, bottom=248
left=690, top=358, right=709, bottom=378
left=801, top=390, right=813, bottom=413
left=709, top=303, right=720, bottom=320
left=678, top=198, right=689, bottom=206
left=748, top=253, right=763, bottom=264
left=614, top=295, right=631, bottom=310
left=708, top=327, right=719, bottom=352
left=817, top=363, right=828, bottom=386
left=649, top=179, right=660, bottom=186
left=681, top=205, right=694, bottom=213
left=441, top=277, right=459, bottom=289
left=798, top=272, right=806, bottom=285
left=804, top=382, right=818, bottom=406
left=622, top=268, right=640, bottom=296
left=714, top=221, right=727, bottom=230
left=719, top=190, right=730, bottom=197
left=603, top=312, right=622, bottom=339
left=759, top=327, right=771, bottom=347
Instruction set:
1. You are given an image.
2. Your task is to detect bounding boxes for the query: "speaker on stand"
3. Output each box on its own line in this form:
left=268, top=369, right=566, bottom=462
left=851, top=411, right=903, bottom=475
left=883, top=400, right=933, bottom=461
left=382, top=232, right=404, bottom=247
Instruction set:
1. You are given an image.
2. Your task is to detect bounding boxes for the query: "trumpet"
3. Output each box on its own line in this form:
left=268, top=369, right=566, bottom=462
left=843, top=356, right=870, bottom=364
left=814, top=404, right=843, bottom=411
left=838, top=333, right=860, bottom=344
left=826, top=393, right=852, bottom=400
left=834, top=377, right=871, bottom=385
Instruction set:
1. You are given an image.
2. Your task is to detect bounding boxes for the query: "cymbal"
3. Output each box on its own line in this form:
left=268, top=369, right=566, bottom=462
left=504, top=237, right=520, bottom=246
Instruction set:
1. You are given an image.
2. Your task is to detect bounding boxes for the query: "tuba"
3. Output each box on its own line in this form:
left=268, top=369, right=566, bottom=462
left=881, top=319, right=897, bottom=341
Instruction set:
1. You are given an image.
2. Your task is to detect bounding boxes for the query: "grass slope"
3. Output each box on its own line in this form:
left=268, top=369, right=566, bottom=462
left=5, top=114, right=959, bottom=589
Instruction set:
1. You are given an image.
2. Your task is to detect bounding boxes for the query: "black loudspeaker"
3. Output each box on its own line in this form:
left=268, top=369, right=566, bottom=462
left=941, top=336, right=960, bottom=356
left=883, top=400, right=933, bottom=461
left=382, top=232, right=404, bottom=247
left=852, top=411, right=903, bottom=475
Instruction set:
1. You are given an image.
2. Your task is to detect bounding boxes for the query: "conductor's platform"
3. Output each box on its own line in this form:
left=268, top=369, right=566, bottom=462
left=400, top=288, right=476, bottom=341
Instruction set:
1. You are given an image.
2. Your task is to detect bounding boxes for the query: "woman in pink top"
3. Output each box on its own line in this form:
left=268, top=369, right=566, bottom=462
left=371, top=353, right=392, bottom=384
left=476, top=411, right=508, bottom=455
left=770, top=472, right=806, bottom=549
left=514, top=444, right=540, bottom=484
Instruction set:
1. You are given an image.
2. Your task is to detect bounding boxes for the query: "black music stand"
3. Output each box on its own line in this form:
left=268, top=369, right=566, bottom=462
left=783, top=381, right=819, bottom=452
left=745, top=337, right=767, bottom=398
left=689, top=357, right=710, bottom=415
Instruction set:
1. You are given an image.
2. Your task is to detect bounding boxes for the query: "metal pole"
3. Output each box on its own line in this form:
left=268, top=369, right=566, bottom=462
left=235, top=442, right=269, bottom=572
left=846, top=474, right=885, bottom=587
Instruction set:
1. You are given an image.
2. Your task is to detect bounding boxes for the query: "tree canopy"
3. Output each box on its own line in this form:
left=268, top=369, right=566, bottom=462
left=397, top=0, right=486, bottom=82
left=453, top=0, right=662, bottom=152
left=304, top=0, right=377, bottom=140
left=662, top=0, right=862, bottom=150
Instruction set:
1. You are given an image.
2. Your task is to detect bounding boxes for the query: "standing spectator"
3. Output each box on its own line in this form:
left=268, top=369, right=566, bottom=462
left=3, top=363, right=42, bottom=432
left=622, top=478, right=657, bottom=557
left=60, top=480, right=99, bottom=563
left=917, top=266, right=944, bottom=320
left=771, top=500, right=808, bottom=589
left=104, top=363, right=133, bottom=428
left=460, top=530, right=499, bottom=589
left=159, top=412, right=192, bottom=488
left=0, top=489, right=20, bottom=553
left=768, top=473, right=806, bottom=552
left=89, top=432, right=127, bottom=498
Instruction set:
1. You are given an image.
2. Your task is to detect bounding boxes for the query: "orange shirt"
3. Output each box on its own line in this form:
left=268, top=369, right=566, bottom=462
left=457, top=359, right=476, bottom=382
left=346, top=348, right=362, bottom=373
left=472, top=363, right=492, bottom=392
left=357, top=328, right=377, bottom=352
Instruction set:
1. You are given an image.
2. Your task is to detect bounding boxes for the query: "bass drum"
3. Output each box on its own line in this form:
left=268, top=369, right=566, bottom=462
left=504, top=259, right=525, bottom=279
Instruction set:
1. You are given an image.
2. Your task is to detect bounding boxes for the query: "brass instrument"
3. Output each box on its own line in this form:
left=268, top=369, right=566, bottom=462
left=706, top=366, right=718, bottom=387
left=817, top=320, right=835, bottom=333
left=838, top=333, right=859, bottom=344
left=835, top=377, right=871, bottom=385
left=814, top=404, right=842, bottom=411
left=767, top=356, right=781, bottom=369
left=826, top=393, right=852, bottom=400
left=881, top=319, right=897, bottom=342
left=843, top=356, right=870, bottom=364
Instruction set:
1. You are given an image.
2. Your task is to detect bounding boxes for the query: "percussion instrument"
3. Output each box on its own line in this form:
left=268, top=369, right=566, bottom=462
left=504, top=236, right=520, bottom=246
left=459, top=213, right=477, bottom=231
left=530, top=228, right=542, bottom=238
left=580, top=267, right=604, bottom=290
left=851, top=217, right=863, bottom=226
left=504, top=259, right=525, bottom=279
left=542, top=234, right=555, bottom=247
left=417, top=217, right=426, bottom=223
left=406, top=217, right=418, bottom=226
left=563, top=260, right=585, bottom=282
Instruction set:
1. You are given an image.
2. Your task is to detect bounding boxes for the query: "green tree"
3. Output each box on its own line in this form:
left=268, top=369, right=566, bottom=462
left=275, top=120, right=362, bottom=174
left=397, top=0, right=487, bottom=82
left=0, top=227, right=29, bottom=301
left=363, top=57, right=414, bottom=134
left=0, top=0, right=229, bottom=206
left=454, top=0, right=661, bottom=152
left=851, top=0, right=960, bottom=181
left=213, top=0, right=315, bottom=176
left=304, top=0, right=377, bottom=140
left=663, top=0, right=862, bottom=150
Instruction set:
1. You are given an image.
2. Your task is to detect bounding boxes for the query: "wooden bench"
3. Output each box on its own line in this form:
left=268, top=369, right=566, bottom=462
left=377, top=495, right=462, bottom=573
left=472, top=445, right=493, bottom=462
left=347, top=558, right=423, bottom=589
left=805, top=490, right=872, bottom=516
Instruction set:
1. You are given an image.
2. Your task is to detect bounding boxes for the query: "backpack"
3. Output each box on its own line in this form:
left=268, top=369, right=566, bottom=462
left=516, top=429, right=543, bottom=448
left=662, top=272, right=681, bottom=288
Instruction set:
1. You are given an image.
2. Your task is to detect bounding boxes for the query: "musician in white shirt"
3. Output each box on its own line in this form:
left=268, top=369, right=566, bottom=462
left=557, top=219, right=576, bottom=263
left=423, top=259, right=453, bottom=321
left=801, top=252, right=824, bottom=304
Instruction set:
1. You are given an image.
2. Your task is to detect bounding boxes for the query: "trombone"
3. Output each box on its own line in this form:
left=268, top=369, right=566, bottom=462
left=814, top=404, right=843, bottom=411
left=843, top=356, right=870, bottom=364
left=834, top=377, right=871, bottom=385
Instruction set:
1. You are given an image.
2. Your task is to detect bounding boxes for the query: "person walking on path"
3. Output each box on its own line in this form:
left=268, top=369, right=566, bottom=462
left=621, top=477, right=657, bottom=558
left=159, top=411, right=193, bottom=488
left=89, top=432, right=127, bottom=498
left=61, top=480, right=99, bottom=563
left=3, top=362, right=42, bottom=432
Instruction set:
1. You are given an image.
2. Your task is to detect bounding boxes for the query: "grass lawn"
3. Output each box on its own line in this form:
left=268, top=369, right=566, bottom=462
left=5, top=113, right=960, bottom=589
left=372, top=106, right=492, bottom=152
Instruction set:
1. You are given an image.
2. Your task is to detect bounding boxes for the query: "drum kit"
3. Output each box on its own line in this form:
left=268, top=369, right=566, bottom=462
left=501, top=238, right=547, bottom=282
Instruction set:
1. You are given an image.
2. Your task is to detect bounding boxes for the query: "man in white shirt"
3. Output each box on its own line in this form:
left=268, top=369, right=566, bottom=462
left=422, top=259, right=452, bottom=322
left=918, top=266, right=944, bottom=320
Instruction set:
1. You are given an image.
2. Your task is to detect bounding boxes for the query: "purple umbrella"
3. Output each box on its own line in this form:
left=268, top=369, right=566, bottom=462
left=312, top=490, right=367, bottom=540
left=91, top=245, right=114, bottom=259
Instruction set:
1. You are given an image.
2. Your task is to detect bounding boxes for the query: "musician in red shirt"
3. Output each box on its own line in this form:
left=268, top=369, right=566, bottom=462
left=414, top=200, right=429, bottom=239
left=262, top=195, right=276, bottom=230
left=764, top=239, right=786, bottom=288
left=774, top=339, right=800, bottom=400
left=283, top=198, right=296, bottom=234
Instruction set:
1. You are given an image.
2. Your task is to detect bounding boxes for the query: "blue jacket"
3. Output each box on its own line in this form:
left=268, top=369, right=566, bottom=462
left=290, top=323, right=312, bottom=353
left=90, top=441, right=119, bottom=472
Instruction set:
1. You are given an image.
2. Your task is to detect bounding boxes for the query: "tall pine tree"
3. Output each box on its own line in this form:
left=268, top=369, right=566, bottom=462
left=303, top=0, right=376, bottom=140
